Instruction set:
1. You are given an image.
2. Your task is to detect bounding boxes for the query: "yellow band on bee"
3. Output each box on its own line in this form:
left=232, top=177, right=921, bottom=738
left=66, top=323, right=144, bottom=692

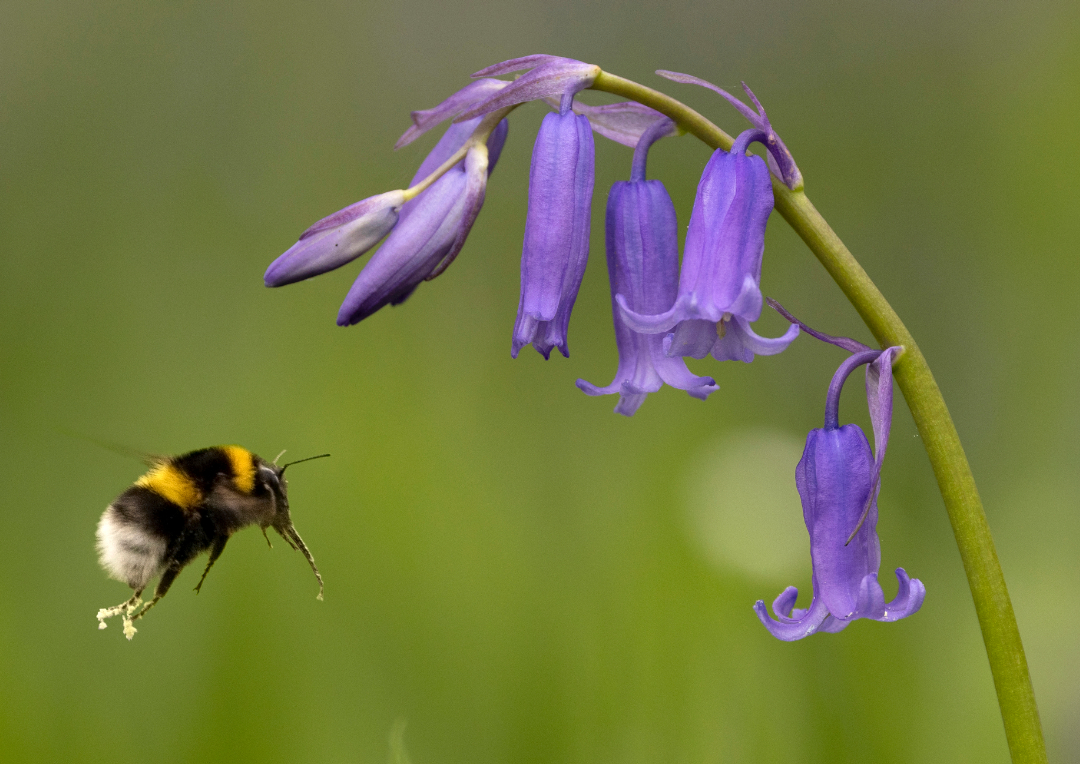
left=136, top=463, right=203, bottom=510
left=223, top=445, right=256, bottom=494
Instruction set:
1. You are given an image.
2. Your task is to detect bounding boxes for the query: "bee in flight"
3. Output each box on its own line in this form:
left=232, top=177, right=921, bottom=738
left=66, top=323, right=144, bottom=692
left=95, top=445, right=328, bottom=639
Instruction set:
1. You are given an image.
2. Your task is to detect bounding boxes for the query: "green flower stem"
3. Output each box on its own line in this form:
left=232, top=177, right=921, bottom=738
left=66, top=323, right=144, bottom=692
left=590, top=70, right=1046, bottom=764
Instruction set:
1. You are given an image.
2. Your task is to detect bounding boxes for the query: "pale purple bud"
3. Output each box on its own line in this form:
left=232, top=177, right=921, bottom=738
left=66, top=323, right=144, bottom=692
left=264, top=189, right=406, bottom=287
left=512, top=111, right=595, bottom=359
left=337, top=119, right=509, bottom=325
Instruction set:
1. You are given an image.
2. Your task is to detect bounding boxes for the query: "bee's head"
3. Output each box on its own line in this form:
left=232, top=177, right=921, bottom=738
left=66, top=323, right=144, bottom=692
left=257, top=462, right=290, bottom=516
left=260, top=451, right=330, bottom=600
left=256, top=452, right=329, bottom=531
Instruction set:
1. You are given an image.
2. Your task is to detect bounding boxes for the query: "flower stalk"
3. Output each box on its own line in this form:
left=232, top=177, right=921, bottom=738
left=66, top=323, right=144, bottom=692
left=590, top=70, right=1045, bottom=763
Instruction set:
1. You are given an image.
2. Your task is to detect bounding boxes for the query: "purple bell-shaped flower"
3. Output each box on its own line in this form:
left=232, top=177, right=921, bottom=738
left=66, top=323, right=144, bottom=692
left=755, top=346, right=925, bottom=640
left=577, top=119, right=718, bottom=415
left=511, top=106, right=595, bottom=359
left=618, top=129, right=799, bottom=363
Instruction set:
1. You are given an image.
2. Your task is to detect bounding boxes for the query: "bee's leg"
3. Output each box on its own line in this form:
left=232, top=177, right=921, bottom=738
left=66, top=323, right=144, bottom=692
left=124, top=566, right=182, bottom=639
left=194, top=535, right=229, bottom=594
left=96, top=588, right=144, bottom=631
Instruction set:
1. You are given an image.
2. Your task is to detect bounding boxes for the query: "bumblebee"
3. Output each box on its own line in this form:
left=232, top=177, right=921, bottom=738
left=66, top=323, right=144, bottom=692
left=95, top=445, right=327, bottom=639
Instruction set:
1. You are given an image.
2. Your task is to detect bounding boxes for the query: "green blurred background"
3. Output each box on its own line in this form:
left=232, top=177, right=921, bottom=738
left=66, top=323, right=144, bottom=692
left=2, top=1, right=1078, bottom=762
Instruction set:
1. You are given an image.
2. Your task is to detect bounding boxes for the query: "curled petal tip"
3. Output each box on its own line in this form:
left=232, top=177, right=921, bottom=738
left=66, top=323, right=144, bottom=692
left=615, top=293, right=680, bottom=334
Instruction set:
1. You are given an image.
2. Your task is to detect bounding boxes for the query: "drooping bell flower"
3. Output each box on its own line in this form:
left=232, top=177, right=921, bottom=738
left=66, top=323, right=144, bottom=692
left=337, top=116, right=509, bottom=325
left=618, top=128, right=799, bottom=362
left=511, top=107, right=595, bottom=359
left=577, top=119, right=718, bottom=415
left=755, top=346, right=925, bottom=640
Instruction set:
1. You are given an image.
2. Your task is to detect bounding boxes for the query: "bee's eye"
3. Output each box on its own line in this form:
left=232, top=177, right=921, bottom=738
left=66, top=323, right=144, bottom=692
left=257, top=466, right=281, bottom=492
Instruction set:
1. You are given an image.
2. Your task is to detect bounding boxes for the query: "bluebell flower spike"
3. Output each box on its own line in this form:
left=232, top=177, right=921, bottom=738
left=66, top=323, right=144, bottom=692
left=656, top=70, right=803, bottom=190
left=512, top=109, right=595, bottom=359
left=577, top=118, right=718, bottom=414
left=618, top=129, right=799, bottom=363
left=755, top=345, right=925, bottom=641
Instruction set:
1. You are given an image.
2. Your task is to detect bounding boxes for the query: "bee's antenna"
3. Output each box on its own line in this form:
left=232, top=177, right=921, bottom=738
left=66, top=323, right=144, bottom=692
left=279, top=453, right=331, bottom=474
left=273, top=449, right=287, bottom=465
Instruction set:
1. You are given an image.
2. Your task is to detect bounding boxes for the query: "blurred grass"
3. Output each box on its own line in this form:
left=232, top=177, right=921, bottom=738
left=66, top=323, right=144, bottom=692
left=2, top=1, right=1079, bottom=762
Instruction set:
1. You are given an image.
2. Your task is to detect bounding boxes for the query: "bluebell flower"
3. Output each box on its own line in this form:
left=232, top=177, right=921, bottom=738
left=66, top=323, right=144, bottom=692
left=577, top=119, right=717, bottom=415
left=511, top=106, right=595, bottom=359
left=618, top=128, right=799, bottom=363
left=755, top=346, right=925, bottom=640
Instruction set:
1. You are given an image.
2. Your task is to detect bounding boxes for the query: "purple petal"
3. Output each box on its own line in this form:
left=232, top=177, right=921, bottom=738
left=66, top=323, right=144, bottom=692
left=680, top=141, right=773, bottom=320
left=662, top=318, right=719, bottom=359
left=424, top=119, right=509, bottom=281
left=754, top=588, right=830, bottom=641
left=265, top=190, right=406, bottom=286
left=710, top=315, right=800, bottom=363
left=459, top=57, right=600, bottom=120
left=395, top=79, right=509, bottom=149
left=865, top=346, right=899, bottom=510
left=512, top=111, right=594, bottom=359
left=335, top=122, right=508, bottom=324
left=543, top=98, right=677, bottom=148
left=655, top=70, right=764, bottom=128
left=880, top=568, right=926, bottom=621
left=472, top=54, right=582, bottom=78
left=337, top=168, right=469, bottom=325
left=765, top=298, right=874, bottom=354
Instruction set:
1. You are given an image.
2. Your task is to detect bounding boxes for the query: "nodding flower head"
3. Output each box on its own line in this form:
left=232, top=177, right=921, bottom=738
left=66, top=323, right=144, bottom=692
left=577, top=119, right=718, bottom=415
left=755, top=346, right=926, bottom=640
left=617, top=129, right=799, bottom=363
left=511, top=107, right=595, bottom=359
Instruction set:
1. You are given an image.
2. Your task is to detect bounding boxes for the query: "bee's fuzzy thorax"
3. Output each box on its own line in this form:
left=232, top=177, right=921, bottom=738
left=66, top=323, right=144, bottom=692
left=135, top=462, right=203, bottom=510
left=222, top=445, right=257, bottom=494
